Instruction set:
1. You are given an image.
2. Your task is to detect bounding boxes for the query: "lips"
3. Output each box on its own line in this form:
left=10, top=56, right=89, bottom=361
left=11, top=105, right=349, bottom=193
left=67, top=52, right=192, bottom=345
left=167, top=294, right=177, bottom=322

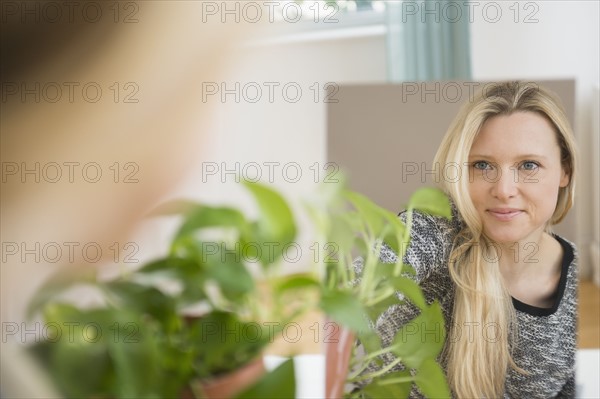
left=486, top=208, right=523, bottom=221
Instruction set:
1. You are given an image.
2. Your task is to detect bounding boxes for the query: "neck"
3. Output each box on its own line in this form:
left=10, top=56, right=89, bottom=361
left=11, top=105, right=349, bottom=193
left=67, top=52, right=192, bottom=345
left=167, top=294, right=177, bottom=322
left=496, top=231, right=546, bottom=275
left=495, top=231, right=564, bottom=309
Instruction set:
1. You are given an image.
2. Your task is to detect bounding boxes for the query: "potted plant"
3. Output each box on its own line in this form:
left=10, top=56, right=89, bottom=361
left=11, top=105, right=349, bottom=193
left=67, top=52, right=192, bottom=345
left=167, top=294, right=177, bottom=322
left=26, top=179, right=452, bottom=398
left=307, top=181, right=453, bottom=398
left=26, top=180, right=312, bottom=398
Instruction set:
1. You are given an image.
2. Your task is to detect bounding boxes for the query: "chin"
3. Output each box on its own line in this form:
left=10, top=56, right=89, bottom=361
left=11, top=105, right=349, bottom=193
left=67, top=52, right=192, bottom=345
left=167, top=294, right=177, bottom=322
left=484, top=231, right=523, bottom=244
left=482, top=224, right=543, bottom=245
left=482, top=221, right=520, bottom=241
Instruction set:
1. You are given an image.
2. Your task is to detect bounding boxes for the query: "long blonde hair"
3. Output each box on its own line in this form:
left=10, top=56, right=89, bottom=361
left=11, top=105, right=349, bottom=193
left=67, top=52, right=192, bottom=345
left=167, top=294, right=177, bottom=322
left=433, top=81, right=577, bottom=398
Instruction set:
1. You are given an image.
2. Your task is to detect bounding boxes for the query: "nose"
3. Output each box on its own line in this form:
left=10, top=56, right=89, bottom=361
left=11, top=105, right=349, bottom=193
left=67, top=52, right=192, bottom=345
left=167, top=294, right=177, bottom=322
left=490, top=167, right=518, bottom=200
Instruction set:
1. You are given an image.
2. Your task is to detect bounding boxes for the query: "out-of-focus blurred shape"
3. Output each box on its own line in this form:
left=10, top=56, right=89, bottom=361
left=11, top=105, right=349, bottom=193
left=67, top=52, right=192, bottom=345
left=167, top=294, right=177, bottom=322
left=1, top=1, right=255, bottom=396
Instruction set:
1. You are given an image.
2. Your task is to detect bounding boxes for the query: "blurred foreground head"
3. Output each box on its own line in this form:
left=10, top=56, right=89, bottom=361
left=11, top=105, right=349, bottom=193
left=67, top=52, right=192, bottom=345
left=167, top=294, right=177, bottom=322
left=1, top=1, right=251, bottom=396
left=1, top=0, right=247, bottom=250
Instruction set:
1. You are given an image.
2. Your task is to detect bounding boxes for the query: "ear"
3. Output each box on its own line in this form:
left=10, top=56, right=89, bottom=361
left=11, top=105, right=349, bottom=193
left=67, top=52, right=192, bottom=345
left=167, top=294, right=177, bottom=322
left=559, top=165, right=570, bottom=188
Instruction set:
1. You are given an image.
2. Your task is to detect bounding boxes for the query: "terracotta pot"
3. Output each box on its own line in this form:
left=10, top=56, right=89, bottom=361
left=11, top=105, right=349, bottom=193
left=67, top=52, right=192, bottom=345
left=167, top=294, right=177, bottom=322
left=325, top=322, right=355, bottom=399
left=183, top=356, right=266, bottom=399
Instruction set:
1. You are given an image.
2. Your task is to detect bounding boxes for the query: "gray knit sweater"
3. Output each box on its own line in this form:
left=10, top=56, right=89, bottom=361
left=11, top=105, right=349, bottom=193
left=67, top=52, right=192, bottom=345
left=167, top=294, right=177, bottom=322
left=357, top=205, right=577, bottom=398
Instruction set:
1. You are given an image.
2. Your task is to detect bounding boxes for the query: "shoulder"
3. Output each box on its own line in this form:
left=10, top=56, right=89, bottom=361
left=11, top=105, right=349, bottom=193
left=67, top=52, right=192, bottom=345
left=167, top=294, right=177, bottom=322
left=394, top=197, right=463, bottom=281
left=552, top=233, right=578, bottom=290
left=553, top=234, right=578, bottom=305
left=553, top=234, right=577, bottom=265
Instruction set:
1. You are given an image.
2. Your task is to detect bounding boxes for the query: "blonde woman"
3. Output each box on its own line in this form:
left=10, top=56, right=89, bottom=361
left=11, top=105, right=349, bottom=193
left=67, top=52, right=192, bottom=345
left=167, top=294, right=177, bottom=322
left=369, top=81, right=577, bottom=398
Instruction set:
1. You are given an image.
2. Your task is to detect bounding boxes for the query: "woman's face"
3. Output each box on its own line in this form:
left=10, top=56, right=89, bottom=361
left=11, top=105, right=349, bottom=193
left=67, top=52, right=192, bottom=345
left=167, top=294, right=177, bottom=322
left=467, top=111, right=570, bottom=245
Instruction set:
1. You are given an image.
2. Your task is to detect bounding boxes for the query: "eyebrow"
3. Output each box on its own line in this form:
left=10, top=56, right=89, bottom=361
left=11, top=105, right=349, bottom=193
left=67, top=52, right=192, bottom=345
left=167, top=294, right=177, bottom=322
left=468, top=154, right=548, bottom=160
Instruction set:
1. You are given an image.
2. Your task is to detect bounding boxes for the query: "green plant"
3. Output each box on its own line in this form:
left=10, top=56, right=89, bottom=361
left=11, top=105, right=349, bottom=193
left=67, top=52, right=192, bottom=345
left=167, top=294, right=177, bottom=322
left=27, top=179, right=451, bottom=399
left=27, top=180, right=307, bottom=398
left=308, top=182, right=453, bottom=398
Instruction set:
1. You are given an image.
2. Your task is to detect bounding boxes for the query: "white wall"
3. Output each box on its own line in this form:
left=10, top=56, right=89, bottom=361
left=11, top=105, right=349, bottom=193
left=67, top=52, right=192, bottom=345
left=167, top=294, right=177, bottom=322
left=132, top=27, right=389, bottom=273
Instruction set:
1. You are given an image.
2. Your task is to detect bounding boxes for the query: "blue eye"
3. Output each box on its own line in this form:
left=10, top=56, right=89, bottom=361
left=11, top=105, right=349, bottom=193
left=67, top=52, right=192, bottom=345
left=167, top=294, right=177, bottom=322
left=521, top=161, right=539, bottom=170
left=473, top=161, right=491, bottom=170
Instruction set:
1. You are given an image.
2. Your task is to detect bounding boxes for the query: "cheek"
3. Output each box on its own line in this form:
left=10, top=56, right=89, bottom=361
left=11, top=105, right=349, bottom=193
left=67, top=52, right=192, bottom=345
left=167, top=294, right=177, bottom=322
left=467, top=180, right=485, bottom=208
left=524, top=179, right=561, bottom=214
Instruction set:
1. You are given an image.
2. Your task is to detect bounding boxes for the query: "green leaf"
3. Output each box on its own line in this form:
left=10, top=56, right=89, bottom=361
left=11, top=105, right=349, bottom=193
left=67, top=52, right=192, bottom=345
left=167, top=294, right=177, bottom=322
left=319, top=289, right=368, bottom=333
left=388, top=277, right=426, bottom=310
left=407, top=187, right=452, bottom=220
left=235, top=358, right=296, bottom=399
left=377, top=208, right=406, bottom=256
left=26, top=265, right=96, bottom=318
left=205, top=255, right=255, bottom=301
left=51, top=332, right=111, bottom=398
left=135, top=257, right=208, bottom=307
left=363, top=370, right=412, bottom=398
left=402, top=263, right=417, bottom=277
left=357, top=330, right=382, bottom=357
left=390, top=302, right=446, bottom=369
left=42, top=305, right=111, bottom=398
left=39, top=305, right=165, bottom=399
left=273, top=273, right=320, bottom=294
left=242, top=180, right=297, bottom=267
left=106, top=312, right=162, bottom=399
left=364, top=289, right=399, bottom=323
left=173, top=205, right=251, bottom=248
left=344, top=191, right=408, bottom=257
left=136, top=257, right=203, bottom=280
left=188, top=312, right=269, bottom=377
left=345, top=191, right=385, bottom=239
left=104, top=281, right=180, bottom=333
left=414, top=358, right=451, bottom=398
left=328, top=212, right=358, bottom=255
left=155, top=342, right=195, bottom=397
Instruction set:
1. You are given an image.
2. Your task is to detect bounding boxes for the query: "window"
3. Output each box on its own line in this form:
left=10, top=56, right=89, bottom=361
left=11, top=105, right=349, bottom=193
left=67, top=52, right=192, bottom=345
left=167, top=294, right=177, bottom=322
left=253, top=0, right=386, bottom=44
left=271, top=0, right=385, bottom=25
